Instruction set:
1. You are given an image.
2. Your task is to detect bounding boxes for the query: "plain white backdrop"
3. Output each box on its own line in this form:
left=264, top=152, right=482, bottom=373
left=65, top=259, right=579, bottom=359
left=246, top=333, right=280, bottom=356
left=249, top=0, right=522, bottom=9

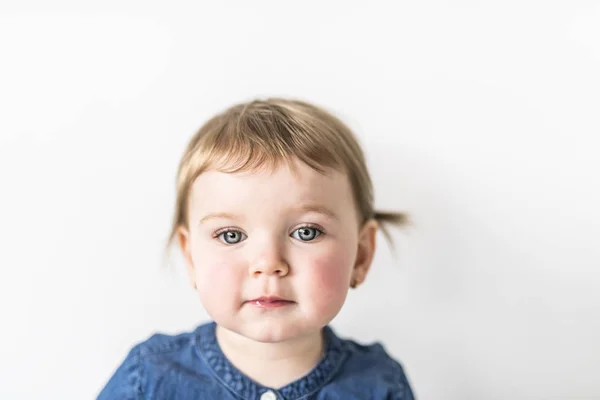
left=1, top=1, right=599, bottom=399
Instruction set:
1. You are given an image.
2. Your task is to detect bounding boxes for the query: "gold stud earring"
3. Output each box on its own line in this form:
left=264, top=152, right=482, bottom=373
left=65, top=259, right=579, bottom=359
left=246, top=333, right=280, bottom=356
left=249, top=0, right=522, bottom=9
left=350, top=278, right=357, bottom=289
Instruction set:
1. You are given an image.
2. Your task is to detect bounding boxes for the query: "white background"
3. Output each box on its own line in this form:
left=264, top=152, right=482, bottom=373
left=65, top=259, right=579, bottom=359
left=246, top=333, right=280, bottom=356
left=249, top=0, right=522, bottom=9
left=1, top=1, right=599, bottom=399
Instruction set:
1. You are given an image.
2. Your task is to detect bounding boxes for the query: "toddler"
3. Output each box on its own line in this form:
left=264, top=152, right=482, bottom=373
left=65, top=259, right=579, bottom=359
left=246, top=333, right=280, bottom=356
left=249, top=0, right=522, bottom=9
left=98, top=98, right=415, bottom=399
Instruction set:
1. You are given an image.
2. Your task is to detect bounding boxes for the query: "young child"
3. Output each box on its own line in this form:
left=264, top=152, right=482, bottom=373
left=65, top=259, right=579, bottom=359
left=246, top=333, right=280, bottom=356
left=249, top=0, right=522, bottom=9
left=98, top=98, right=415, bottom=399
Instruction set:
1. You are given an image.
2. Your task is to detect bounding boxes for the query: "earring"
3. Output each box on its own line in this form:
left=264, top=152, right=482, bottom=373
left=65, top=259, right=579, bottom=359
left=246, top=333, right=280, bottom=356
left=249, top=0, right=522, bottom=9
left=350, top=278, right=357, bottom=289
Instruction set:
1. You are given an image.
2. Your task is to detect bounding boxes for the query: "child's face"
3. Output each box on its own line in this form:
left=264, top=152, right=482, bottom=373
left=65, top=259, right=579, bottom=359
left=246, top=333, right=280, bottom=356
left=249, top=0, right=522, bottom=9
left=177, top=158, right=377, bottom=343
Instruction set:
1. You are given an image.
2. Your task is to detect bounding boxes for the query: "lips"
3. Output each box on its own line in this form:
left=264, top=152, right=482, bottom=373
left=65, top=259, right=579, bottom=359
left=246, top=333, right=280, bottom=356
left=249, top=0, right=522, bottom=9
left=246, top=296, right=295, bottom=308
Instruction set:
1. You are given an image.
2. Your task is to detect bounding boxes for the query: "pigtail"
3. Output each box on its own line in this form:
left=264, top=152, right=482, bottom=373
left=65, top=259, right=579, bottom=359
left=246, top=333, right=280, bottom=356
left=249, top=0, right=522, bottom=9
left=373, top=210, right=414, bottom=257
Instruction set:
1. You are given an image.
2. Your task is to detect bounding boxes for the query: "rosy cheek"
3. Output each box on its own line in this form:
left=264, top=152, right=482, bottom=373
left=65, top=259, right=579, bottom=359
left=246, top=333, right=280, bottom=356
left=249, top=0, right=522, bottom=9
left=199, top=261, right=232, bottom=284
left=305, top=251, right=353, bottom=303
left=194, top=252, right=242, bottom=303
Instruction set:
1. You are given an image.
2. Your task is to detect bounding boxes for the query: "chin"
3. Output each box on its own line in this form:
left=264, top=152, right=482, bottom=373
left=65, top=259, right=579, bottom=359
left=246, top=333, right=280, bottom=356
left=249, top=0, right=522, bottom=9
left=236, top=318, right=320, bottom=343
left=246, top=321, right=300, bottom=343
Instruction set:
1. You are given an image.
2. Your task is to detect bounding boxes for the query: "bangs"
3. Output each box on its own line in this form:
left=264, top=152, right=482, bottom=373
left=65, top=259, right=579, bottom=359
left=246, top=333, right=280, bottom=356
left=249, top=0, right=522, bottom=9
left=193, top=102, right=346, bottom=176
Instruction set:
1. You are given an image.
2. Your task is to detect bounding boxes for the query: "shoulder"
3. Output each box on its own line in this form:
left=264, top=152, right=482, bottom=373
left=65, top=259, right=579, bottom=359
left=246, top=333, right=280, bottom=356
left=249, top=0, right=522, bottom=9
left=97, top=323, right=211, bottom=400
left=330, top=333, right=415, bottom=399
left=131, top=325, right=201, bottom=360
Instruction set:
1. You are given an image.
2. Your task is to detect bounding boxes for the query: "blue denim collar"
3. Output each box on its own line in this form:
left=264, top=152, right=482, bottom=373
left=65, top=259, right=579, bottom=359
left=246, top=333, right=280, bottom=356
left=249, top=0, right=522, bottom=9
left=195, top=322, right=347, bottom=400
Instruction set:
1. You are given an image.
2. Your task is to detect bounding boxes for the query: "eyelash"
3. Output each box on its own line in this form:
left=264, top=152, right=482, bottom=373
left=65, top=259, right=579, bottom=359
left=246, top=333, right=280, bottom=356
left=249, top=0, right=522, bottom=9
left=213, top=224, right=325, bottom=245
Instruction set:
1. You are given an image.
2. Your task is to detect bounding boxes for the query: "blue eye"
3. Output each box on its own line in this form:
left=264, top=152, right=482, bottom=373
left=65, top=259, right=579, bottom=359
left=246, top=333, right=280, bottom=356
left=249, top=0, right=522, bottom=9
left=217, top=230, right=246, bottom=245
left=291, top=226, right=323, bottom=242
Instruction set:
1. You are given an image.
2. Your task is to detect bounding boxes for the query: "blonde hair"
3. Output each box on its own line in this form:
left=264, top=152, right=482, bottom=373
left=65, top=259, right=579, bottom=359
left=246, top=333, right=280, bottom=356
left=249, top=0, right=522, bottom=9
left=165, top=98, right=411, bottom=258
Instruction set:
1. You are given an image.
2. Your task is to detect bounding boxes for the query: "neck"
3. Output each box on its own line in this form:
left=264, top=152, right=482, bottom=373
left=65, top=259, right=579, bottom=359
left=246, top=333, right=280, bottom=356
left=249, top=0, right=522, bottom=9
left=215, top=325, right=325, bottom=389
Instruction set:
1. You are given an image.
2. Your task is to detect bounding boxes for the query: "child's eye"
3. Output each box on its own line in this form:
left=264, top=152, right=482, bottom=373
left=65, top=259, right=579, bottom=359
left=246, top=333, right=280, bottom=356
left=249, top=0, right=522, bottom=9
left=290, top=226, right=323, bottom=242
left=215, top=229, right=247, bottom=245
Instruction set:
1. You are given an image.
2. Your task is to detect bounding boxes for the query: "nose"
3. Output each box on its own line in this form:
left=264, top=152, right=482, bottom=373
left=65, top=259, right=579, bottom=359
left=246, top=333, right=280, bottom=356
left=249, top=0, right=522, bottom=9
left=249, top=242, right=290, bottom=278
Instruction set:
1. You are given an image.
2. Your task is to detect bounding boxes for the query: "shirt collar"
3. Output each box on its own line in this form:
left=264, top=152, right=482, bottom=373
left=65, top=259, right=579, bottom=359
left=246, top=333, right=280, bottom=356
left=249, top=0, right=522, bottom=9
left=195, top=321, right=347, bottom=399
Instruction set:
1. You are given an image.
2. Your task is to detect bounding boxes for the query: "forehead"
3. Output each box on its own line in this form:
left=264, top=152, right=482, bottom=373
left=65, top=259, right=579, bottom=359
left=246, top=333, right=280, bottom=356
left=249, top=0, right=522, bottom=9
left=189, top=159, right=354, bottom=212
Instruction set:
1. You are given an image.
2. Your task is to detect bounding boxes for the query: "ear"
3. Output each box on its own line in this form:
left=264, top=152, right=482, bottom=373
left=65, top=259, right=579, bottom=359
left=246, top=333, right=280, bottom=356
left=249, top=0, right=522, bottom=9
left=176, top=225, right=197, bottom=289
left=351, top=218, right=378, bottom=287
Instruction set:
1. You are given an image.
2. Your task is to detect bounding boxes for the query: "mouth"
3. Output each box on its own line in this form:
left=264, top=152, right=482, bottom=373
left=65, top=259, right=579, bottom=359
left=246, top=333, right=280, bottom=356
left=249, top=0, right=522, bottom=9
left=245, top=296, right=295, bottom=309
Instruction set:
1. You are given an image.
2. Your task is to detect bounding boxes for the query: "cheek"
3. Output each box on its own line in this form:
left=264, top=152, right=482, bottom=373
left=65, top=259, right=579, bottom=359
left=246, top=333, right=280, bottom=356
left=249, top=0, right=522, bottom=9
left=196, top=264, right=232, bottom=296
left=192, top=249, right=244, bottom=310
left=302, top=246, right=355, bottom=306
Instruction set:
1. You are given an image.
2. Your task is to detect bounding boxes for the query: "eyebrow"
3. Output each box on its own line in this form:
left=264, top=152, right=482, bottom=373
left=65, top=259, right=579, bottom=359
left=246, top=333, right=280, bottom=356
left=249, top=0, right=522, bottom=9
left=292, top=204, right=339, bottom=220
left=198, top=212, right=242, bottom=225
left=197, top=205, right=338, bottom=225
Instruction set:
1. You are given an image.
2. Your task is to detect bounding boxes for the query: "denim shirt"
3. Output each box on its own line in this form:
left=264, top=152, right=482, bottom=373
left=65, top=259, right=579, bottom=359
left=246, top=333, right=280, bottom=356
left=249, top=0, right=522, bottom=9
left=98, top=322, right=415, bottom=399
